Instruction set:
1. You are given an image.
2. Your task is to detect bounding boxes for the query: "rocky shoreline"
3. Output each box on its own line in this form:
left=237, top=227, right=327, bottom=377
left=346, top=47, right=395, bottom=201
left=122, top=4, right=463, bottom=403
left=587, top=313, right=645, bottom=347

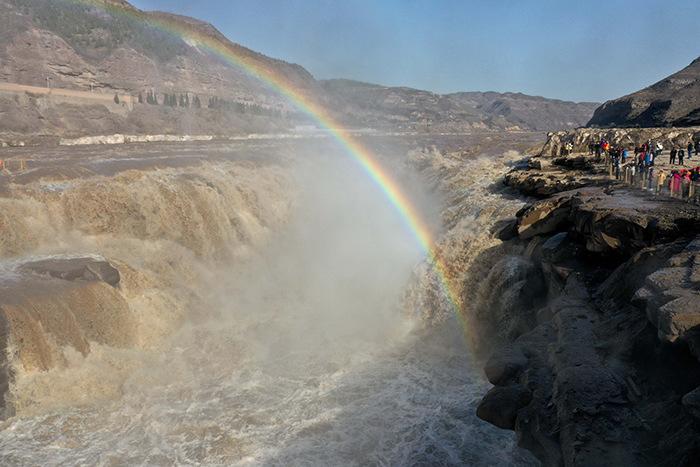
left=474, top=129, right=700, bottom=465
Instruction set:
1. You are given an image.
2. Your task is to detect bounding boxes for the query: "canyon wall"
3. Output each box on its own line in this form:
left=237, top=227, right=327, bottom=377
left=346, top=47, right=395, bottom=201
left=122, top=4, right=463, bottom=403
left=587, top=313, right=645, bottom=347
left=468, top=130, right=700, bottom=466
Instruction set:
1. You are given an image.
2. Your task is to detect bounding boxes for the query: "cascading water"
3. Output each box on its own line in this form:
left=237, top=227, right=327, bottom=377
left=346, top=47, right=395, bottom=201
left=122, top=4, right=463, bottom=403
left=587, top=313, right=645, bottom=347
left=0, top=143, right=537, bottom=465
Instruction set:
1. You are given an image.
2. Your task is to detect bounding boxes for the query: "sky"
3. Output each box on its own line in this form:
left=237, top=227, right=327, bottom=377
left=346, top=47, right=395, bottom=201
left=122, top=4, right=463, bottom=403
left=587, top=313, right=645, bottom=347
left=131, top=0, right=700, bottom=103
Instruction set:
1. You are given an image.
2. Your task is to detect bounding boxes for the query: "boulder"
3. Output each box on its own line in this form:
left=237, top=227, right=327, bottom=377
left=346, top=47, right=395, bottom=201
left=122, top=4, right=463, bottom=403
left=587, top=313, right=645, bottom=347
left=476, top=384, right=532, bottom=430
left=492, top=218, right=519, bottom=241
left=504, top=168, right=594, bottom=198
left=541, top=232, right=573, bottom=263
left=517, top=194, right=572, bottom=239
left=484, top=345, right=528, bottom=385
left=657, top=295, right=700, bottom=343
left=19, top=257, right=120, bottom=287
left=682, top=386, right=700, bottom=419
left=632, top=237, right=700, bottom=358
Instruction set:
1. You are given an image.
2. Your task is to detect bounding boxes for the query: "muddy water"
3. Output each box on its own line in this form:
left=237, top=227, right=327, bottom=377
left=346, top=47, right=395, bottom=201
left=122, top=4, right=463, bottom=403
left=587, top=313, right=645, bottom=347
left=0, top=320, right=534, bottom=465
left=0, top=142, right=537, bottom=466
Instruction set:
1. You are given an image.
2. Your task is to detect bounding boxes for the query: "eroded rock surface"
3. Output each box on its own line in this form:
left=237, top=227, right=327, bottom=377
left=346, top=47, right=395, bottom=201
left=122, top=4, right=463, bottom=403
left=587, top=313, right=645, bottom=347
left=19, top=257, right=120, bottom=287
left=475, top=132, right=700, bottom=466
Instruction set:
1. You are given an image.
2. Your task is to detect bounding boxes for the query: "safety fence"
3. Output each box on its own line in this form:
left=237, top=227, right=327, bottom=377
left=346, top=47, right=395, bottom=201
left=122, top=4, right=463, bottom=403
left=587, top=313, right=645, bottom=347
left=609, top=163, right=700, bottom=204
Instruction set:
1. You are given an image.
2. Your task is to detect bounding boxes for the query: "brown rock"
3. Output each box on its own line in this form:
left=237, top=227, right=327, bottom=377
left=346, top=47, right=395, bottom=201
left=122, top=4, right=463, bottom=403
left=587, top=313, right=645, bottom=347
left=476, top=384, right=532, bottom=430
left=19, top=257, right=120, bottom=287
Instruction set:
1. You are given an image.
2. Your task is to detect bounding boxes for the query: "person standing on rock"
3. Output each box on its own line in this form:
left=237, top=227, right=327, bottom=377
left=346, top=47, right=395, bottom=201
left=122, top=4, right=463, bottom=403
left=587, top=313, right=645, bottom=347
left=679, top=148, right=686, bottom=165
left=671, top=170, right=682, bottom=196
left=655, top=141, right=663, bottom=161
left=670, top=147, right=677, bottom=164
left=656, top=170, right=666, bottom=195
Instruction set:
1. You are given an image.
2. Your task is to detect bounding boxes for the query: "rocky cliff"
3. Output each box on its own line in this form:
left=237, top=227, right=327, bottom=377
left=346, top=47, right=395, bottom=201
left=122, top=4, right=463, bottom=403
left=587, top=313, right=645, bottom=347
left=588, top=57, right=700, bottom=128
left=469, top=128, right=700, bottom=465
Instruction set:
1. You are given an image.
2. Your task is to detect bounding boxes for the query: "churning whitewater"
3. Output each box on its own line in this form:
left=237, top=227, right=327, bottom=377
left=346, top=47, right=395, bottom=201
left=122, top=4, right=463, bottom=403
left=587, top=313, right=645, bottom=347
left=0, top=144, right=534, bottom=465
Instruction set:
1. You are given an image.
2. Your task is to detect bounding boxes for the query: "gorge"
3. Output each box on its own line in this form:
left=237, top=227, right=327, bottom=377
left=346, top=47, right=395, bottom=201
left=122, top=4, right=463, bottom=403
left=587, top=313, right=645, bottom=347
left=0, top=137, right=542, bottom=464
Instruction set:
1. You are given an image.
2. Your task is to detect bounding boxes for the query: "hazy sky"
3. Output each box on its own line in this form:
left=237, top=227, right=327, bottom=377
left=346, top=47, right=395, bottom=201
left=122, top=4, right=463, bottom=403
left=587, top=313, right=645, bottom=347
left=131, top=0, right=700, bottom=102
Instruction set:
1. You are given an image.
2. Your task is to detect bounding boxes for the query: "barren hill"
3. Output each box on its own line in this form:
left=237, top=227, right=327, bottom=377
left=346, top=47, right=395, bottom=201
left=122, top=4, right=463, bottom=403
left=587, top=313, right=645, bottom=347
left=588, top=57, right=700, bottom=128
left=322, top=79, right=599, bottom=132
left=0, top=0, right=599, bottom=142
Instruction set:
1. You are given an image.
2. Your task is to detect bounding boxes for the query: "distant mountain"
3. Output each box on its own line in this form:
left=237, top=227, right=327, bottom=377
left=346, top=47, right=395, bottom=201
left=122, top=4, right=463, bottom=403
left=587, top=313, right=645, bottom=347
left=588, top=57, right=700, bottom=128
left=322, top=79, right=599, bottom=132
left=0, top=0, right=599, bottom=141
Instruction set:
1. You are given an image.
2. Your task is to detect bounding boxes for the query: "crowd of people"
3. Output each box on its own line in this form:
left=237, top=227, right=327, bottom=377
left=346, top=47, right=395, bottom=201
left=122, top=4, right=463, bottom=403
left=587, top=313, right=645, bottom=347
left=577, top=137, right=700, bottom=200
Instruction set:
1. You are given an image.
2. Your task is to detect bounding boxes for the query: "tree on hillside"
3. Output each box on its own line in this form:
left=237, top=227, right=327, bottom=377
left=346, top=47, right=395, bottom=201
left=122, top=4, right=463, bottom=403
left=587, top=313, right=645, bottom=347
left=138, top=92, right=144, bottom=104
left=193, top=96, right=201, bottom=109
left=114, top=93, right=120, bottom=104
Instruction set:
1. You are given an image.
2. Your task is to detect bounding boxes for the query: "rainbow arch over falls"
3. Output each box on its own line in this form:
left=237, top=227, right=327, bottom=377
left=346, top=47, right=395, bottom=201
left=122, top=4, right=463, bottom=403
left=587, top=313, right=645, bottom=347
left=72, top=0, right=465, bottom=321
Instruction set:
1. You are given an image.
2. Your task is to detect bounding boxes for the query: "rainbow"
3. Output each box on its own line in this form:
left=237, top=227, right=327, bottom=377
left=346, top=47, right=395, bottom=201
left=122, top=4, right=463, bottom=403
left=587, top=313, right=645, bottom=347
left=71, top=0, right=464, bottom=319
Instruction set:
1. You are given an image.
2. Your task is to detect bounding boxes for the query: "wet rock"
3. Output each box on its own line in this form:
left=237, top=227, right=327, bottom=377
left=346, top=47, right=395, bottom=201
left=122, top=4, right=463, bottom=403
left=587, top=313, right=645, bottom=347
left=19, top=257, right=120, bottom=287
left=552, top=154, right=595, bottom=170
left=541, top=232, right=573, bottom=263
left=682, top=386, right=700, bottom=419
left=476, top=384, right=532, bottom=430
left=633, top=237, right=700, bottom=354
left=484, top=345, right=528, bottom=385
left=527, top=157, right=550, bottom=170
left=596, top=240, right=687, bottom=305
left=492, top=217, right=519, bottom=241
left=517, top=194, right=572, bottom=239
left=474, top=255, right=545, bottom=342
left=657, top=295, right=700, bottom=343
left=504, top=168, right=594, bottom=198
left=516, top=187, right=700, bottom=255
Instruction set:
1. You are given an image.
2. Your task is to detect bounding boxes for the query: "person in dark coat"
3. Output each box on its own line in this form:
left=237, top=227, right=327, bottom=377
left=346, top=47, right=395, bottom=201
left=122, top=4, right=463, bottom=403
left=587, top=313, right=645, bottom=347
left=679, top=148, right=686, bottom=165
left=670, top=147, right=677, bottom=164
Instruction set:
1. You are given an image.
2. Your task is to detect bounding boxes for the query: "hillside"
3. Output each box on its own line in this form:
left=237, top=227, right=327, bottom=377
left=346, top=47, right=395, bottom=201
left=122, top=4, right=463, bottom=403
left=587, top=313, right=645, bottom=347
left=322, top=79, right=598, bottom=132
left=588, top=57, right=700, bottom=127
left=0, top=0, right=598, bottom=142
left=0, top=0, right=318, bottom=140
